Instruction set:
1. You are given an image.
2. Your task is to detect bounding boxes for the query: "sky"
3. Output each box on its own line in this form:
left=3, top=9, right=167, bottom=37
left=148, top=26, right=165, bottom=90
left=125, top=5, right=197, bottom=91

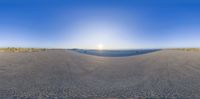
left=0, top=0, right=200, bottom=49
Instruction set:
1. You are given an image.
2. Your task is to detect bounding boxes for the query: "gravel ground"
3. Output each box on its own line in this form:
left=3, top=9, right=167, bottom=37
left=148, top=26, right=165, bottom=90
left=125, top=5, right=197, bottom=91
left=1, top=50, right=200, bottom=99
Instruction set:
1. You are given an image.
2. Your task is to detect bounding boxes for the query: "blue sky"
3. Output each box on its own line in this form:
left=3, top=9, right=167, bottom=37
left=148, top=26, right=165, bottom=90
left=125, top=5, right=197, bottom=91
left=0, top=0, right=200, bottom=49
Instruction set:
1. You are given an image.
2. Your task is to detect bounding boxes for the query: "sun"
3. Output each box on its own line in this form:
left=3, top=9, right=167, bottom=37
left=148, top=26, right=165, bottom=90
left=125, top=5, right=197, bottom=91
left=97, top=44, right=104, bottom=50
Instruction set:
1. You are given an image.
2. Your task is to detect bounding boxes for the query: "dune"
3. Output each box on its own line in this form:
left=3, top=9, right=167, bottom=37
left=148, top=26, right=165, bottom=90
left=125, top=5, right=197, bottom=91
left=1, top=50, right=200, bottom=98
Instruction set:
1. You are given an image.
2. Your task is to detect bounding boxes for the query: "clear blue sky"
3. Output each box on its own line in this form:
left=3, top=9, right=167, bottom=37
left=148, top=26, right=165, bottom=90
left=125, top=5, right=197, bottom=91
left=0, top=0, right=200, bottom=49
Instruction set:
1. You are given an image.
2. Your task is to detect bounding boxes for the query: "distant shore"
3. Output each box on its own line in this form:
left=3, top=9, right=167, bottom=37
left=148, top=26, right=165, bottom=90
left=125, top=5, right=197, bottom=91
left=0, top=47, right=200, bottom=53
left=168, top=48, right=200, bottom=51
left=0, top=48, right=47, bottom=52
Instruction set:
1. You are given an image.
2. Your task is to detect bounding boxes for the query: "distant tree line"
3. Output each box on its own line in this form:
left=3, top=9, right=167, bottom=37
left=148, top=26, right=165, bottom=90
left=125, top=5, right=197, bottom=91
left=0, top=47, right=46, bottom=52
left=170, top=48, right=200, bottom=51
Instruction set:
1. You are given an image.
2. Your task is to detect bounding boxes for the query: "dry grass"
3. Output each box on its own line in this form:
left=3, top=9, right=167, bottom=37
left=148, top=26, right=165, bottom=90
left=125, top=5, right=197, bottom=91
left=0, top=47, right=46, bottom=52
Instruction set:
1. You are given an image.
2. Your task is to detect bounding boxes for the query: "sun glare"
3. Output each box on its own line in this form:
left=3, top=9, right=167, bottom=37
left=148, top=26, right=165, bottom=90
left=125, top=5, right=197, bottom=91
left=97, top=44, right=104, bottom=50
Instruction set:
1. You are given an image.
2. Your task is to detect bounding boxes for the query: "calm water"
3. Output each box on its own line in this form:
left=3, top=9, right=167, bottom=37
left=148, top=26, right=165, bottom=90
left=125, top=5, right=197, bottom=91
left=71, top=49, right=160, bottom=57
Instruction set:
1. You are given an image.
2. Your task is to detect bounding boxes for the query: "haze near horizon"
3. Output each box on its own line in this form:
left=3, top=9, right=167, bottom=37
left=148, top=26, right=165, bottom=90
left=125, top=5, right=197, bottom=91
left=0, top=0, right=200, bottom=49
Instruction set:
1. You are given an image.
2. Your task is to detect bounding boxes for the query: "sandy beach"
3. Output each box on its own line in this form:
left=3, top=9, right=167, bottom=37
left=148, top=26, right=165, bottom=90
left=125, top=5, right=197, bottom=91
left=1, top=50, right=200, bottom=98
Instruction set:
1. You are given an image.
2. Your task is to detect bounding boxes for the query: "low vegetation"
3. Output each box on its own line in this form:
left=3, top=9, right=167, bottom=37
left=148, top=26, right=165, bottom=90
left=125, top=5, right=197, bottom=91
left=0, top=47, right=46, bottom=52
left=172, top=48, right=200, bottom=51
